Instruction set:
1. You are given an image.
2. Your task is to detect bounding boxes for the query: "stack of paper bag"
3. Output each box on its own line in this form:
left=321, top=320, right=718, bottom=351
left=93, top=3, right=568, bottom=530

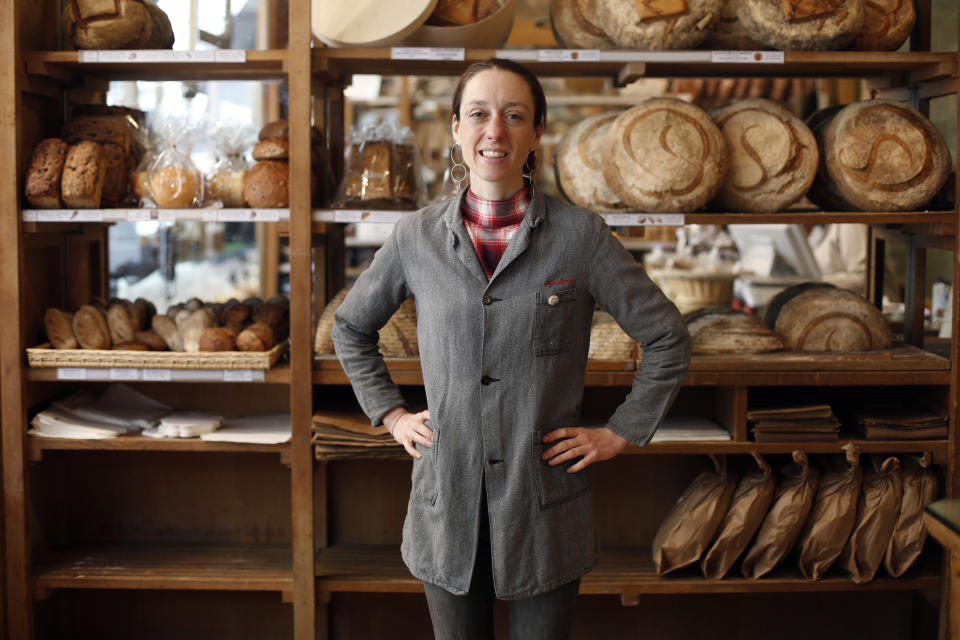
left=312, top=408, right=405, bottom=460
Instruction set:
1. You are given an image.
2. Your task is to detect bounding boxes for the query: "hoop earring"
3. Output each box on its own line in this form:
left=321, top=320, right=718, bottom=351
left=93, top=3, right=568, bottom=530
left=450, top=143, right=468, bottom=192
left=523, top=150, right=539, bottom=197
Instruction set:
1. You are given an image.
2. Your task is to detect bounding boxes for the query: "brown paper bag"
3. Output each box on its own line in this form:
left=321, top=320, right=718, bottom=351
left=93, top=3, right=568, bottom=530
left=839, top=455, right=903, bottom=583
left=741, top=450, right=820, bottom=579
left=653, top=455, right=739, bottom=576
left=701, top=452, right=776, bottom=579
left=796, top=443, right=862, bottom=580
left=885, top=453, right=937, bottom=577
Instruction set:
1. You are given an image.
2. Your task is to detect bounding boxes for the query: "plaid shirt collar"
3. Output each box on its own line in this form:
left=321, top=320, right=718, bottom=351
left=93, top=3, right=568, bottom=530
left=461, top=186, right=531, bottom=279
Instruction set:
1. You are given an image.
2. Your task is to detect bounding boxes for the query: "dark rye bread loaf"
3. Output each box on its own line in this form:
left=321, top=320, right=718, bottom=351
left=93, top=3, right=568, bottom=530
left=595, top=0, right=720, bottom=50
left=62, top=114, right=133, bottom=156
left=712, top=98, right=818, bottom=212
left=775, top=287, right=891, bottom=352
left=853, top=0, right=915, bottom=51
left=25, top=138, right=68, bottom=208
left=550, top=0, right=615, bottom=49
left=555, top=111, right=628, bottom=213
left=706, top=0, right=764, bottom=50
left=602, top=98, right=727, bottom=213
left=823, top=100, right=951, bottom=212
left=738, top=0, right=865, bottom=51
left=60, top=141, right=107, bottom=209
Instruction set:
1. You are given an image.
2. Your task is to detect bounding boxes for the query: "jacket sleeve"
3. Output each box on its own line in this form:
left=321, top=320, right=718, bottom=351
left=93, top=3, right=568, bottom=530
left=332, top=226, right=412, bottom=425
left=585, top=218, right=691, bottom=445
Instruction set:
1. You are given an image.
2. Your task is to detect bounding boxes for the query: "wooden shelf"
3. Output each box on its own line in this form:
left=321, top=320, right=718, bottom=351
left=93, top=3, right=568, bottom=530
left=22, top=208, right=290, bottom=225
left=33, top=543, right=293, bottom=597
left=26, top=363, right=292, bottom=384
left=313, top=49, right=957, bottom=82
left=27, top=435, right=290, bottom=462
left=315, top=545, right=941, bottom=602
left=23, top=49, right=288, bottom=81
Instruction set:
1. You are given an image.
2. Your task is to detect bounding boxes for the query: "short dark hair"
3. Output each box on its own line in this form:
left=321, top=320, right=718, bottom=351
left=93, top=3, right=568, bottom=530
left=451, top=58, right=547, bottom=131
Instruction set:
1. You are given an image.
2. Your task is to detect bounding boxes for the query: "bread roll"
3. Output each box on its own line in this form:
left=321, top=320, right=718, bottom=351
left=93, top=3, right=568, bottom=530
left=45, top=308, right=78, bottom=349
left=737, top=0, right=865, bottom=51
left=62, top=0, right=152, bottom=50
left=253, top=302, right=286, bottom=328
left=706, top=0, right=764, bottom=50
left=113, top=341, right=148, bottom=351
left=151, top=314, right=183, bottom=351
left=135, top=298, right=156, bottom=326
left=61, top=141, right=106, bottom=209
left=824, top=100, right=951, bottom=212
left=595, top=0, right=719, bottom=50
left=550, top=0, right=615, bottom=49
left=252, top=137, right=289, bottom=161
left=236, top=322, right=276, bottom=352
left=182, top=308, right=217, bottom=352
left=134, top=329, right=167, bottom=351
left=776, top=287, right=891, bottom=351
left=602, top=98, right=727, bottom=213
left=853, top=0, right=915, bottom=51
left=150, top=166, right=200, bottom=208
left=259, top=119, right=289, bottom=140
left=25, top=139, right=69, bottom=209
left=73, top=304, right=111, bottom=349
left=106, top=302, right=136, bottom=345
left=244, top=160, right=289, bottom=208
left=712, top=99, right=818, bottom=212
left=198, top=327, right=236, bottom=352
left=211, top=169, right=248, bottom=208
left=220, top=302, right=251, bottom=327
left=143, top=0, right=175, bottom=48
left=555, top=111, right=628, bottom=213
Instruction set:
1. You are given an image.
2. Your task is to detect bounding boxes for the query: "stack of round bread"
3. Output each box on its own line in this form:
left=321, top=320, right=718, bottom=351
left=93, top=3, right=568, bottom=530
left=245, top=120, right=291, bottom=209
left=684, top=308, right=784, bottom=354
left=602, top=98, right=727, bottom=213
left=737, top=0, right=865, bottom=51
left=554, top=111, right=628, bottom=213
left=711, top=98, right=818, bottom=212
left=314, top=288, right=419, bottom=357
left=549, top=0, right=615, bottom=49
left=62, top=0, right=175, bottom=50
left=595, top=0, right=720, bottom=49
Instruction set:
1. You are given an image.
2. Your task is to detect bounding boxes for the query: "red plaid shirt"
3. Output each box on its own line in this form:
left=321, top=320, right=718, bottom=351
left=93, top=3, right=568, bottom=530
left=461, top=187, right=530, bottom=279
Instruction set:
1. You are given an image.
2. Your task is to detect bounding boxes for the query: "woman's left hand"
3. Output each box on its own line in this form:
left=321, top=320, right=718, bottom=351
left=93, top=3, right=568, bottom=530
left=541, top=427, right=629, bottom=473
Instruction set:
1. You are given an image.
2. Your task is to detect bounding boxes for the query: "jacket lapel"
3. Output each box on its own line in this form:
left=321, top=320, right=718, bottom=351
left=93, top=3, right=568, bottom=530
left=443, top=190, right=490, bottom=287
left=488, top=190, right=546, bottom=282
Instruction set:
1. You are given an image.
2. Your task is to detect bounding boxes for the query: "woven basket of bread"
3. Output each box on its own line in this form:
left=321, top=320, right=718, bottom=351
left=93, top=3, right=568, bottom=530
left=650, top=270, right=735, bottom=314
left=314, top=289, right=419, bottom=357
left=588, top=311, right=640, bottom=361
left=26, top=340, right=287, bottom=370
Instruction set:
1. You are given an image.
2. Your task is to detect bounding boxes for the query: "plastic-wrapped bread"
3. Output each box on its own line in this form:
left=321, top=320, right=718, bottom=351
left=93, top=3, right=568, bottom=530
left=712, top=99, right=818, bottom=213
left=737, top=0, right=865, bottom=51
left=595, top=0, right=720, bottom=50
left=25, top=139, right=68, bottom=209
left=549, top=0, right=615, bottom=49
left=61, top=141, right=107, bottom=209
left=853, top=0, right=915, bottom=51
left=555, top=111, right=628, bottom=213
left=602, top=98, right=727, bottom=213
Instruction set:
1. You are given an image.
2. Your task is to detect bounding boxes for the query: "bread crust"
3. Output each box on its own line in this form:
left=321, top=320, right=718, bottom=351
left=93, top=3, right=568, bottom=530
left=25, top=139, right=69, bottom=209
left=555, top=111, right=628, bottom=212
left=595, top=0, right=720, bottom=49
left=550, top=0, right=615, bottom=49
left=45, top=308, right=78, bottom=349
left=737, top=0, right=865, bottom=51
left=73, top=304, right=111, bottom=349
left=61, top=141, right=106, bottom=209
left=244, top=161, right=289, bottom=208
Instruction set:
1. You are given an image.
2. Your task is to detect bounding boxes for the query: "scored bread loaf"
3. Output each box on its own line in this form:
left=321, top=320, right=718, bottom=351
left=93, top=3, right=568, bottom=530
left=775, top=287, right=891, bottom=351
left=61, top=141, right=107, bottom=209
left=549, top=0, right=615, bottom=49
left=72, top=304, right=111, bottom=349
left=853, top=0, right=915, bottom=51
left=602, top=98, right=727, bottom=213
left=712, top=99, right=818, bottom=212
left=244, top=160, right=289, bottom=208
left=737, top=0, right=865, bottom=51
left=25, top=139, right=69, bottom=209
left=707, top=0, right=764, bottom=50
left=62, top=0, right=152, bottom=50
left=684, top=308, right=784, bottom=354
left=142, top=0, right=175, bottom=48
left=595, top=0, right=720, bottom=50
left=823, top=100, right=951, bottom=212
left=45, top=308, right=78, bottom=349
left=106, top=302, right=136, bottom=345
left=555, top=111, right=628, bottom=213
left=804, top=105, right=852, bottom=211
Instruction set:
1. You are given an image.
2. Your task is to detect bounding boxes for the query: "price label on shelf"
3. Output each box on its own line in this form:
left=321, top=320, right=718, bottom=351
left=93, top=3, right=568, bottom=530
left=78, top=51, right=99, bottom=63
left=214, top=50, right=247, bottom=63
left=223, top=370, right=255, bottom=382
left=74, top=210, right=104, bottom=222
left=537, top=49, right=600, bottom=62
left=220, top=210, right=257, bottom=222
left=390, top=47, right=465, bottom=61
left=333, top=210, right=364, bottom=223
left=604, top=213, right=685, bottom=227
left=127, top=210, right=151, bottom=222
left=710, top=51, right=784, bottom=64
left=202, top=210, right=219, bottom=222
left=142, top=369, right=173, bottom=382
left=22, top=211, right=38, bottom=222
left=157, top=210, right=176, bottom=222
left=94, top=50, right=217, bottom=63
left=57, top=368, right=87, bottom=380
left=257, top=210, right=281, bottom=222
left=109, top=368, right=139, bottom=381
left=37, top=211, right=75, bottom=222
left=361, top=211, right=401, bottom=223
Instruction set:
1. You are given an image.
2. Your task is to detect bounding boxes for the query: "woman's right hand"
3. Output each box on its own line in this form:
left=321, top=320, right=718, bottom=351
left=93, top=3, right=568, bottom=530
left=384, top=408, right=433, bottom=459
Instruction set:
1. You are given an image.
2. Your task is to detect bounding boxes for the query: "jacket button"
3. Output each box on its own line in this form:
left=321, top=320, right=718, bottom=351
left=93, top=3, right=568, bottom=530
left=482, top=295, right=493, bottom=305
left=547, top=294, right=560, bottom=306
left=488, top=458, right=504, bottom=465
left=481, top=375, right=493, bottom=385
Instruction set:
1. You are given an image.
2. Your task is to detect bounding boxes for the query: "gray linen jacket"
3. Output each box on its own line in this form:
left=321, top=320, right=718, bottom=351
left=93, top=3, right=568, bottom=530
left=333, top=189, right=691, bottom=599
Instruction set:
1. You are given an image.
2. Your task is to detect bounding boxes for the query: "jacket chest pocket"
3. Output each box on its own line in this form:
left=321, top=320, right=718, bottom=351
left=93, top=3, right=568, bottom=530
left=531, top=430, right=591, bottom=511
left=534, top=288, right=577, bottom=357
left=412, top=421, right=440, bottom=506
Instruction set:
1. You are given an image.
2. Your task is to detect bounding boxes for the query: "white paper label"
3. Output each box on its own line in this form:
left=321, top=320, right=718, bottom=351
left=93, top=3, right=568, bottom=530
left=604, top=213, right=685, bottom=227
left=74, top=210, right=103, bottom=222
left=710, top=51, right=785, bottom=64
left=142, top=369, right=173, bottom=381
left=223, top=370, right=254, bottom=382
left=361, top=211, right=400, bottom=223
left=78, top=51, right=99, bottom=63
left=109, top=368, right=139, bottom=381
left=214, top=50, right=247, bottom=63
left=390, top=47, right=464, bottom=61
left=334, top=210, right=364, bottom=223
left=95, top=50, right=217, bottom=63
left=38, top=211, right=74, bottom=222
left=202, top=210, right=219, bottom=222
left=127, top=210, right=151, bottom=222
left=58, top=368, right=87, bottom=380
left=157, top=210, right=176, bottom=221
left=22, top=211, right=38, bottom=222
left=538, top=49, right=600, bottom=62
left=220, top=210, right=257, bottom=222
left=257, top=210, right=281, bottom=222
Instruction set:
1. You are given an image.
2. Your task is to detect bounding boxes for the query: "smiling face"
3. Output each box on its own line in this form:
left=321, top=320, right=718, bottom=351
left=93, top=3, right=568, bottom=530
left=452, top=68, right=545, bottom=201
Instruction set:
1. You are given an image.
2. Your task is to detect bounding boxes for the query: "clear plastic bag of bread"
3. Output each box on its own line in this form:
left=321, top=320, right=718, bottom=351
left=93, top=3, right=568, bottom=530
left=210, top=123, right=256, bottom=209
left=146, top=116, right=203, bottom=209
left=335, top=122, right=424, bottom=209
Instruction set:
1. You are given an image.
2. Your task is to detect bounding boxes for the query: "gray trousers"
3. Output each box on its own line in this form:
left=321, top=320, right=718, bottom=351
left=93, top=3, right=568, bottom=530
left=423, top=487, right=580, bottom=640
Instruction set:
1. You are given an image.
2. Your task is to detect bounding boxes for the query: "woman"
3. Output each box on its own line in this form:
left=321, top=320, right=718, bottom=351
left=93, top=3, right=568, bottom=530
left=333, top=58, right=690, bottom=639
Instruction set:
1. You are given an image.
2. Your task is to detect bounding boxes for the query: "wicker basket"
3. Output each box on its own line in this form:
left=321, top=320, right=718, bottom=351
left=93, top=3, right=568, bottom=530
left=314, top=289, right=418, bottom=357
left=588, top=311, right=640, bottom=361
left=26, top=340, right=288, bottom=370
left=649, top=269, right=735, bottom=314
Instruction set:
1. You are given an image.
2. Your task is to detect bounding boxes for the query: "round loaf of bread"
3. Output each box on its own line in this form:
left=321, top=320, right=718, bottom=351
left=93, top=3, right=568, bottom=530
left=150, top=166, right=200, bottom=208
left=775, top=287, right=891, bottom=351
left=823, top=100, right=951, bottom=212
left=260, top=119, right=289, bottom=141
left=253, top=137, right=289, bottom=161
left=244, top=161, right=289, bottom=208
left=550, top=0, right=615, bottom=49
left=737, top=0, right=865, bottom=51
left=45, top=308, right=78, bottom=349
left=237, top=322, right=276, bottom=352
left=198, top=327, right=236, bottom=352
left=684, top=308, right=784, bottom=354
left=804, top=106, right=852, bottom=211
left=595, top=0, right=720, bottom=49
left=853, top=0, right=915, bottom=50
left=712, top=99, right=818, bottom=212
left=602, top=98, right=727, bottom=213
left=62, top=0, right=152, bottom=50
left=555, top=111, right=628, bottom=213
left=73, top=304, right=111, bottom=350
left=143, top=0, right=175, bottom=49
left=707, top=0, right=764, bottom=50
left=211, top=169, right=248, bottom=208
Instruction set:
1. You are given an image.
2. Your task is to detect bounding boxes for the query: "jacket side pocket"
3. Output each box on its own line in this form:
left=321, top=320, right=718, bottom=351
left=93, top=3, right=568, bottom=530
left=412, top=420, right=440, bottom=506
left=534, top=288, right=577, bottom=357
left=531, top=430, right=591, bottom=511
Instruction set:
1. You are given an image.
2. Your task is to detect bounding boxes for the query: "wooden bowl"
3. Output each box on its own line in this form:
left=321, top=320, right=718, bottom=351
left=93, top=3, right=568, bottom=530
left=398, top=0, right=516, bottom=48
